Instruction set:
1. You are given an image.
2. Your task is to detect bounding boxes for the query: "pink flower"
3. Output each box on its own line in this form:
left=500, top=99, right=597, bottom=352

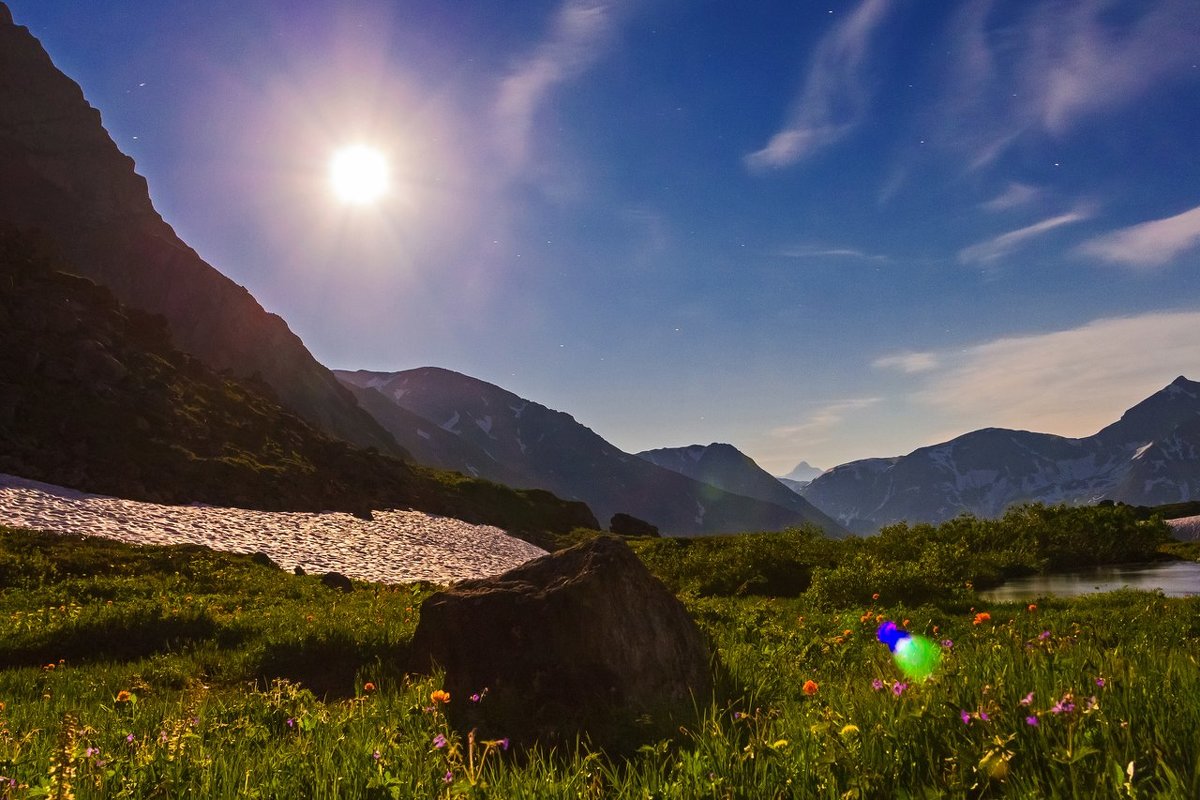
left=871, top=679, right=884, bottom=691
left=1020, top=692, right=1034, bottom=706
left=1026, top=716, right=1039, bottom=727
left=892, top=681, right=908, bottom=696
left=960, top=710, right=971, bottom=725
left=432, top=733, right=447, bottom=749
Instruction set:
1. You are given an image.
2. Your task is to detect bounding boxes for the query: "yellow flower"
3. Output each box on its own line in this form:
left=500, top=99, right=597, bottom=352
left=430, top=689, right=451, bottom=704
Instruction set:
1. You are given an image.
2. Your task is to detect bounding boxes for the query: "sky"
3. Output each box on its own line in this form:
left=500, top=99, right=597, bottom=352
left=8, top=0, right=1200, bottom=475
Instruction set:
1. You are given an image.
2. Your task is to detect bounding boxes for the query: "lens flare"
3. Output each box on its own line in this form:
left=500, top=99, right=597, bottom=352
left=877, top=620, right=941, bottom=681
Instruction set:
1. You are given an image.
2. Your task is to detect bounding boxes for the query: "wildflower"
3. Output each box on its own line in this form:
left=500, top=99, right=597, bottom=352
left=115, top=690, right=132, bottom=703
left=973, top=612, right=991, bottom=625
left=803, top=680, right=819, bottom=696
left=941, top=639, right=954, bottom=649
left=430, top=689, right=451, bottom=704
left=871, top=679, right=884, bottom=691
left=1038, top=630, right=1051, bottom=640
left=1020, top=692, right=1034, bottom=706
left=286, top=718, right=295, bottom=729
left=960, top=710, right=971, bottom=725
left=733, top=711, right=745, bottom=720
left=892, top=681, right=908, bottom=697
left=872, top=593, right=880, bottom=600
left=126, top=733, right=135, bottom=743
left=1027, top=603, right=1037, bottom=612
left=432, top=733, right=447, bottom=749
left=85, top=747, right=99, bottom=758
left=470, top=693, right=481, bottom=703
left=1025, top=716, right=1039, bottom=727
left=979, top=710, right=990, bottom=722
left=932, top=625, right=939, bottom=634
left=902, top=619, right=910, bottom=627
left=1086, top=696, right=1099, bottom=711
left=443, top=770, right=454, bottom=784
left=372, top=750, right=381, bottom=762
left=842, top=629, right=852, bottom=637
left=1095, top=677, right=1106, bottom=688
left=500, top=737, right=510, bottom=751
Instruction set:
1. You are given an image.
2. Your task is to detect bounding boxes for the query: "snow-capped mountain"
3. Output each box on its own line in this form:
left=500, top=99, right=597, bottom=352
left=636, top=444, right=844, bottom=535
left=780, top=461, right=824, bottom=483
left=336, top=368, right=846, bottom=537
left=801, top=376, right=1200, bottom=533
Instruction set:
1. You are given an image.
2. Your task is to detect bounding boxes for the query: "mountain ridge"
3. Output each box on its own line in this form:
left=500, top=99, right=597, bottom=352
left=800, top=377, right=1200, bottom=533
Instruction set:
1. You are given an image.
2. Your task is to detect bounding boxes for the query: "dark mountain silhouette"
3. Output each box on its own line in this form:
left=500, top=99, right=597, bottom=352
left=336, top=368, right=844, bottom=537
left=0, top=5, right=400, bottom=455
left=636, top=443, right=845, bottom=536
left=0, top=230, right=596, bottom=542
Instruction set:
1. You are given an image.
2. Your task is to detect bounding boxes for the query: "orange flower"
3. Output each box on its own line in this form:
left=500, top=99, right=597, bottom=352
left=973, top=612, right=992, bottom=625
left=932, top=625, right=939, bottom=634
left=902, top=619, right=910, bottom=627
left=430, top=689, right=451, bottom=704
left=802, top=680, right=819, bottom=696
left=871, top=593, right=880, bottom=601
left=116, top=690, right=132, bottom=703
left=842, top=629, right=852, bottom=637
left=1027, top=604, right=1037, bottom=612
left=363, top=682, right=376, bottom=694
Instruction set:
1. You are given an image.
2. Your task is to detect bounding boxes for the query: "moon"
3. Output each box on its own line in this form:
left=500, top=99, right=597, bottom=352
left=330, top=145, right=389, bottom=205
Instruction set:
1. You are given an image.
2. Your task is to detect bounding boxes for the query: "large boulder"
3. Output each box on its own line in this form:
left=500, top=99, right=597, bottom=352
left=409, top=535, right=714, bottom=752
left=609, top=512, right=660, bottom=537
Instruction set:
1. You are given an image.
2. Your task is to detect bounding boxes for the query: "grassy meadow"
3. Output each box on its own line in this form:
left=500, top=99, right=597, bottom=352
left=0, top=504, right=1198, bottom=798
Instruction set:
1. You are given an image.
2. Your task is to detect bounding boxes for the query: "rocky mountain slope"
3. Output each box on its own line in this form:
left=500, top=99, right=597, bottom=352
left=636, top=443, right=845, bottom=536
left=336, top=368, right=844, bottom=537
left=0, top=230, right=597, bottom=542
left=0, top=5, right=399, bottom=454
left=801, top=377, right=1200, bottom=533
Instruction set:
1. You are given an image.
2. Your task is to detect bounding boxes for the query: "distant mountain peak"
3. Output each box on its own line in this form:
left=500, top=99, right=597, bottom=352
left=780, top=461, right=824, bottom=482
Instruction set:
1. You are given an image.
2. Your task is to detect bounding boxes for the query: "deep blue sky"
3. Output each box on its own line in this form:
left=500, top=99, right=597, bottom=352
left=9, top=0, right=1200, bottom=473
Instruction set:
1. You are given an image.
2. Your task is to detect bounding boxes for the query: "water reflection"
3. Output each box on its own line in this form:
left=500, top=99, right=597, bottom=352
left=980, top=561, right=1200, bottom=601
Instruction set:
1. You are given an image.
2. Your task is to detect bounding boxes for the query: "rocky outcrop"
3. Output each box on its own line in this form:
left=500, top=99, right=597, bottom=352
left=409, top=536, right=715, bottom=752
left=0, top=5, right=400, bottom=455
left=609, top=512, right=659, bottom=537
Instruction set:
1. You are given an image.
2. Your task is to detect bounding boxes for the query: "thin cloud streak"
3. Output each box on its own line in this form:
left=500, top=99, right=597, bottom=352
left=981, top=182, right=1041, bottom=212
left=915, top=310, right=1200, bottom=438
left=771, top=398, right=882, bottom=440
left=1077, top=204, right=1200, bottom=269
left=493, top=0, right=628, bottom=173
left=958, top=209, right=1091, bottom=266
left=945, top=0, right=1200, bottom=169
left=778, top=245, right=889, bottom=262
left=745, top=0, right=894, bottom=171
left=873, top=351, right=939, bottom=374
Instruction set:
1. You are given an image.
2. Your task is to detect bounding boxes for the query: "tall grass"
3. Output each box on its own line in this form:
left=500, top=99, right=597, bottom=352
left=1, top=524, right=1198, bottom=797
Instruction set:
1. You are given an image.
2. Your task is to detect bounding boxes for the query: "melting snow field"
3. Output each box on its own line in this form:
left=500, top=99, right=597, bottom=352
left=0, top=474, right=547, bottom=584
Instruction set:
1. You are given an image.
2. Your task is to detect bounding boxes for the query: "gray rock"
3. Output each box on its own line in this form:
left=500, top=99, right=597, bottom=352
left=409, top=535, right=715, bottom=752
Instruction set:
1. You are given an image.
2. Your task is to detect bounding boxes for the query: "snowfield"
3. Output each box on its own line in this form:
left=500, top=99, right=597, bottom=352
left=0, top=474, right=547, bottom=584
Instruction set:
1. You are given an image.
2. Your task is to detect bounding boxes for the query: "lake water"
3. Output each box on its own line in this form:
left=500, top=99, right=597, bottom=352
left=980, top=561, right=1200, bottom=601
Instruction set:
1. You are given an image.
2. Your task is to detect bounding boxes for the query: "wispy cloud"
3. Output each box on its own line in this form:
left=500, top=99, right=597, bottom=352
left=981, top=182, right=1041, bottom=212
left=771, top=398, right=882, bottom=440
left=915, top=310, right=1200, bottom=437
left=778, top=244, right=889, bottom=262
left=744, top=0, right=894, bottom=171
left=1076, top=204, right=1200, bottom=269
left=873, top=351, right=940, bottom=374
left=945, top=0, right=1200, bottom=168
left=958, top=209, right=1092, bottom=266
left=493, top=1, right=629, bottom=173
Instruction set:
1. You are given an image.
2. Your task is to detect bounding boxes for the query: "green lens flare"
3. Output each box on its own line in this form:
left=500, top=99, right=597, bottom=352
left=892, top=635, right=941, bottom=681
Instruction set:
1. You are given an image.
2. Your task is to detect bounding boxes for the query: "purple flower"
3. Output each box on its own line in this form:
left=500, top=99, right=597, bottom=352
left=1025, top=715, right=1039, bottom=727
left=892, top=681, right=908, bottom=697
left=500, top=737, right=510, bottom=751
left=1039, top=630, right=1051, bottom=641
left=979, top=710, right=990, bottom=722
left=1020, top=692, right=1034, bottom=706
left=941, top=639, right=954, bottom=649
left=125, top=733, right=135, bottom=744
left=432, top=733, right=447, bottom=749
left=286, top=718, right=295, bottom=729
left=1095, top=677, right=1106, bottom=688
left=871, top=679, right=884, bottom=691
left=960, top=710, right=971, bottom=725
left=443, top=770, right=454, bottom=784
left=85, top=747, right=99, bottom=758
left=470, top=693, right=481, bottom=703
left=372, top=750, right=381, bottom=762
